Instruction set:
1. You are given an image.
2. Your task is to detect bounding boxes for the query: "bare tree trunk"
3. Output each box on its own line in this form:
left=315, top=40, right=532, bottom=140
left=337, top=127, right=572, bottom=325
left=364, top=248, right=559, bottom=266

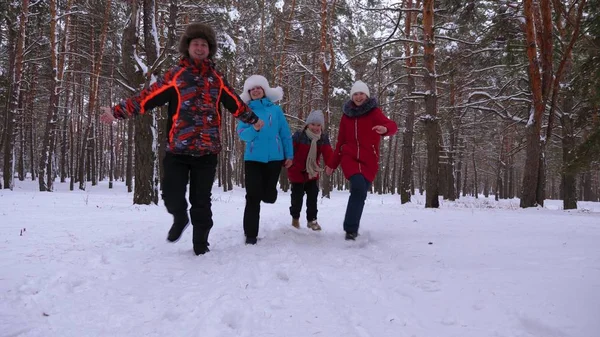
left=60, top=71, right=72, bottom=183
left=319, top=0, right=336, bottom=198
left=520, top=0, right=562, bottom=207
left=422, top=0, right=439, bottom=208
left=17, top=88, right=25, bottom=181
left=455, top=137, right=464, bottom=199
left=3, top=0, right=28, bottom=190
left=383, top=135, right=393, bottom=194
left=133, top=0, right=159, bottom=205
left=126, top=119, right=134, bottom=193
left=508, top=158, right=515, bottom=198
left=39, top=0, right=74, bottom=191
left=445, top=79, right=457, bottom=201
left=400, top=0, right=418, bottom=204
left=472, top=149, right=478, bottom=198
left=392, top=136, right=399, bottom=194
left=561, top=89, right=578, bottom=209
left=69, top=114, right=75, bottom=190
left=462, top=145, right=469, bottom=197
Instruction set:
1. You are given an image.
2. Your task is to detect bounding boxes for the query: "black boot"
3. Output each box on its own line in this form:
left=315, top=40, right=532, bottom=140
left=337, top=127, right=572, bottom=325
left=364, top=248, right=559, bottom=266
left=167, top=213, right=190, bottom=242
left=245, top=236, right=257, bottom=245
left=345, top=231, right=358, bottom=241
left=193, top=243, right=210, bottom=255
left=193, top=225, right=211, bottom=255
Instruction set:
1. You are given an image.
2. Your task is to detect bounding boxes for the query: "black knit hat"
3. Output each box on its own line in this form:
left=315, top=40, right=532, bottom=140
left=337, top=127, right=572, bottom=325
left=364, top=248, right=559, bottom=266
left=178, top=23, right=217, bottom=59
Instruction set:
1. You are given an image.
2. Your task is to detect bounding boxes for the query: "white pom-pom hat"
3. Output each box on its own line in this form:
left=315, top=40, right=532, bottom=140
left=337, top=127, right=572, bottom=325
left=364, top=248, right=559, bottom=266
left=240, top=75, right=284, bottom=103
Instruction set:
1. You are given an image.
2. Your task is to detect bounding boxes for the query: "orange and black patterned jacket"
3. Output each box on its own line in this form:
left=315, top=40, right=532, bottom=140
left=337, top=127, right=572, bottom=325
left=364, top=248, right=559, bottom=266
left=111, top=57, right=258, bottom=156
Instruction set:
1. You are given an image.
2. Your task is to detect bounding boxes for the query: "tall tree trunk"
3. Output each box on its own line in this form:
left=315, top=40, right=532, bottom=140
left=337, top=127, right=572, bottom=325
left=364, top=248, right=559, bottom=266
left=3, top=0, right=28, bottom=190
left=520, top=0, right=548, bottom=207
left=554, top=0, right=586, bottom=208
left=126, top=120, right=134, bottom=193
left=400, top=0, right=418, bottom=204
left=60, top=71, right=72, bottom=183
left=472, top=149, right=478, bottom=198
left=319, top=0, right=336, bottom=198
left=422, top=0, right=439, bottom=208
left=462, top=145, right=469, bottom=197
left=39, top=0, right=74, bottom=191
left=383, top=134, right=393, bottom=194
left=17, top=88, right=25, bottom=181
left=561, top=87, right=578, bottom=209
left=456, top=137, right=464, bottom=199
left=134, top=0, right=159, bottom=205
left=445, top=78, right=457, bottom=201
left=392, top=136, right=399, bottom=194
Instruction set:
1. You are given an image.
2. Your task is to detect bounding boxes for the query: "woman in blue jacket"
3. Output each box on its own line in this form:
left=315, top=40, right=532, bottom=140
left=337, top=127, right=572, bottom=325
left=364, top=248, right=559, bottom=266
left=237, top=75, right=294, bottom=245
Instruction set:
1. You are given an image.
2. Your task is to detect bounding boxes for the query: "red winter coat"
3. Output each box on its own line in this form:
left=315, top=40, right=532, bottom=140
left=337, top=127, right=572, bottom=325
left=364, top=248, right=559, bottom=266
left=287, top=128, right=333, bottom=183
left=327, top=99, right=398, bottom=182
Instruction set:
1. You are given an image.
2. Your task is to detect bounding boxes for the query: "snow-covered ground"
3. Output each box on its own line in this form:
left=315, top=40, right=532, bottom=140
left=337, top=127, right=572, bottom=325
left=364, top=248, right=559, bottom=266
left=1, top=180, right=599, bottom=337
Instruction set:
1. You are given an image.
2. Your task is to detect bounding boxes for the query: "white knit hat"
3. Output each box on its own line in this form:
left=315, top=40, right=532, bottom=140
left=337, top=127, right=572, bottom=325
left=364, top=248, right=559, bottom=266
left=350, top=80, right=370, bottom=97
left=306, top=110, right=325, bottom=125
left=240, top=75, right=284, bottom=103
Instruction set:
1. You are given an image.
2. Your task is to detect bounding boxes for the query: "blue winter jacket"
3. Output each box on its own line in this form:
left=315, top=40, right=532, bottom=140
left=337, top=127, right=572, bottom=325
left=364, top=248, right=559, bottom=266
left=237, top=98, right=293, bottom=163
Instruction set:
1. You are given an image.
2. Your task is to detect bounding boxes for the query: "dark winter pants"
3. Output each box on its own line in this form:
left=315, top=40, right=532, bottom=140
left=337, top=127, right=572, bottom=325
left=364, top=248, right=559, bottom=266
left=290, top=180, right=319, bottom=222
left=343, top=174, right=371, bottom=233
left=243, top=160, right=283, bottom=238
left=161, top=152, right=217, bottom=245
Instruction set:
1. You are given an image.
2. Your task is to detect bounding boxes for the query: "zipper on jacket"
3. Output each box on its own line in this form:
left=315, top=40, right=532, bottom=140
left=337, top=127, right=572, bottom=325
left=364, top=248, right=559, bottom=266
left=276, top=136, right=281, bottom=153
left=355, top=119, right=361, bottom=172
left=250, top=141, right=254, bottom=153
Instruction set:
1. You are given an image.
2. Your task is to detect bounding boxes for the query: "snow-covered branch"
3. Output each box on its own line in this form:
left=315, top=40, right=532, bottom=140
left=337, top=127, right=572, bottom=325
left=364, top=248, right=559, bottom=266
left=292, top=55, right=323, bottom=86
left=434, top=35, right=479, bottom=46
left=472, top=63, right=525, bottom=73
left=341, top=38, right=423, bottom=67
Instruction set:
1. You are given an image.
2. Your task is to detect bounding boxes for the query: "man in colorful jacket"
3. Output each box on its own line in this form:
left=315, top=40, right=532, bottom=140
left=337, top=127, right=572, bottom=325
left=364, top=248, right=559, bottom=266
left=100, top=23, right=263, bottom=255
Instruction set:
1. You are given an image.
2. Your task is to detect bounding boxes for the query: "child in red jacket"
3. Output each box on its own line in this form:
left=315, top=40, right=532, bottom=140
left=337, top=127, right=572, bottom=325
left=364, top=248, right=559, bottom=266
left=287, top=110, right=333, bottom=230
left=325, top=81, right=398, bottom=240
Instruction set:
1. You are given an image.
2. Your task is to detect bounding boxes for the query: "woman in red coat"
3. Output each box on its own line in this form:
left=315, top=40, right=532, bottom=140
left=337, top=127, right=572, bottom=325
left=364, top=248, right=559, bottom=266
left=325, top=81, right=398, bottom=240
left=287, top=110, right=333, bottom=231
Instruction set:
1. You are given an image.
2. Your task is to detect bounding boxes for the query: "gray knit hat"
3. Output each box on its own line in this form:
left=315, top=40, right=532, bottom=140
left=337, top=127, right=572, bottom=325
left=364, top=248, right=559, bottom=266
left=306, top=110, right=325, bottom=125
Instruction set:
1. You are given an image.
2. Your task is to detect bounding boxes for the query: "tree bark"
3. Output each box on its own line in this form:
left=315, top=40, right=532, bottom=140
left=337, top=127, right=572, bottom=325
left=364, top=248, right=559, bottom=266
left=520, top=0, right=547, bottom=207
left=134, top=0, right=159, bottom=205
left=319, top=0, right=336, bottom=198
left=422, top=0, right=439, bottom=208
left=3, top=0, right=28, bottom=190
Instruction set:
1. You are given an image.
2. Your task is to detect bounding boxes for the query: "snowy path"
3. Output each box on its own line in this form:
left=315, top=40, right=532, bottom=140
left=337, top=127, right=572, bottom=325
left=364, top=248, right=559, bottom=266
left=1, top=181, right=599, bottom=337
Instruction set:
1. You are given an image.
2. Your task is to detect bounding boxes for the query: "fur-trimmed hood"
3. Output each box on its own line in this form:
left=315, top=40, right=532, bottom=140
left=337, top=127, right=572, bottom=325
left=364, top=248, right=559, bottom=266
left=240, top=75, right=283, bottom=104
left=178, top=23, right=217, bottom=59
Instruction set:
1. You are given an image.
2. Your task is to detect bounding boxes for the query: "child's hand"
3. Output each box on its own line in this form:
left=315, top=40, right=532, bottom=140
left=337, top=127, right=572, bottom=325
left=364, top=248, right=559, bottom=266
left=99, top=107, right=116, bottom=124
left=372, top=125, right=387, bottom=135
left=253, top=119, right=265, bottom=131
left=284, top=159, right=293, bottom=168
left=325, top=166, right=334, bottom=175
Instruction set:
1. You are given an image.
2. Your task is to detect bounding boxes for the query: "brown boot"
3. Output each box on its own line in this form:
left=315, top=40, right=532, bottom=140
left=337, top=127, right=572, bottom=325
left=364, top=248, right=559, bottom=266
left=291, top=218, right=300, bottom=229
left=307, top=220, right=322, bottom=231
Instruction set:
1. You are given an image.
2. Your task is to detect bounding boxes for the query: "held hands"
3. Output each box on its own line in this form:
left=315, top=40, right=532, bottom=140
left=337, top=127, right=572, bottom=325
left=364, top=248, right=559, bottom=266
left=253, top=119, right=265, bottom=131
left=284, top=159, right=293, bottom=168
left=325, top=166, right=334, bottom=176
left=99, top=107, right=116, bottom=124
left=372, top=125, right=388, bottom=135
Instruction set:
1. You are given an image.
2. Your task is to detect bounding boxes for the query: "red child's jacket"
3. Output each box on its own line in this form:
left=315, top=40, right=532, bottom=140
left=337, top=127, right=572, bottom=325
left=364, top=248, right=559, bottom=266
left=327, top=99, right=398, bottom=183
left=287, top=128, right=333, bottom=183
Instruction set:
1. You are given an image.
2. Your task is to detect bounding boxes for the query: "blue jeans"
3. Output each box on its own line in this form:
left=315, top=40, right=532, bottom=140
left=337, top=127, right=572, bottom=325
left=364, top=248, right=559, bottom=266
left=343, top=174, right=371, bottom=233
